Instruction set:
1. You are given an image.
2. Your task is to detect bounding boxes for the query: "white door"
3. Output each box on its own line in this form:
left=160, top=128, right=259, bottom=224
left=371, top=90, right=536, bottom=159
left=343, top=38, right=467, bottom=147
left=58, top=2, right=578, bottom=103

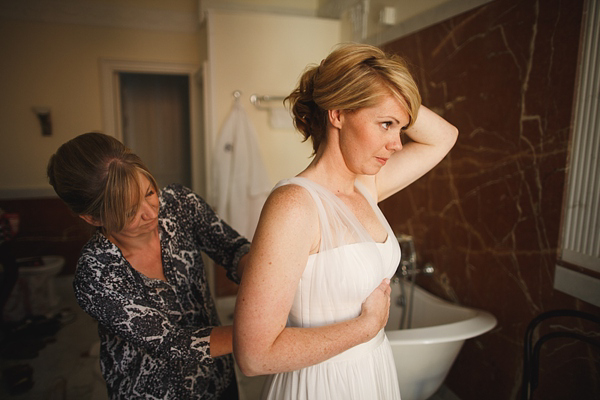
left=119, top=72, right=191, bottom=190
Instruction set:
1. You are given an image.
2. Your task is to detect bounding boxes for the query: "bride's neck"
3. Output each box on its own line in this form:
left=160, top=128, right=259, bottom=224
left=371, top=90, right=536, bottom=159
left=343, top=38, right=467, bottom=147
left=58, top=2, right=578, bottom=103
left=302, top=148, right=357, bottom=196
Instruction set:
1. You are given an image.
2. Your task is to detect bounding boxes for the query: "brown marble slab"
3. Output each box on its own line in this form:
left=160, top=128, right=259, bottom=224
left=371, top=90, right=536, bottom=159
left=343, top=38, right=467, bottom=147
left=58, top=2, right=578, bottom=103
left=381, top=0, right=599, bottom=399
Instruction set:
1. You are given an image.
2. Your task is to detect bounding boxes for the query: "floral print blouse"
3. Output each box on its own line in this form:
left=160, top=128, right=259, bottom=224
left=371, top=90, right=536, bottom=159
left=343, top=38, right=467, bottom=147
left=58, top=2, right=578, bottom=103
left=74, top=184, right=250, bottom=399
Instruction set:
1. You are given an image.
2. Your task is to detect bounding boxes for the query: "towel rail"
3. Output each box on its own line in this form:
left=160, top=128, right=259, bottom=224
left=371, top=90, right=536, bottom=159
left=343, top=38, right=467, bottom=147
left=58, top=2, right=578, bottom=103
left=250, top=94, right=286, bottom=110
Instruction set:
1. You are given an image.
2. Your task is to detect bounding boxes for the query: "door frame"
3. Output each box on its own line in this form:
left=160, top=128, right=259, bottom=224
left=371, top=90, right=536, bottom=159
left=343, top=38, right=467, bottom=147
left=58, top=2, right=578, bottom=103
left=100, top=59, right=206, bottom=197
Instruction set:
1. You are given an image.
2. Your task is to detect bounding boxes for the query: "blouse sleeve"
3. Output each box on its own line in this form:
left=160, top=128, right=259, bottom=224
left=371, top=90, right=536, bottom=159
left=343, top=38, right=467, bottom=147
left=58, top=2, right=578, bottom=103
left=162, top=185, right=250, bottom=284
left=74, top=253, right=217, bottom=365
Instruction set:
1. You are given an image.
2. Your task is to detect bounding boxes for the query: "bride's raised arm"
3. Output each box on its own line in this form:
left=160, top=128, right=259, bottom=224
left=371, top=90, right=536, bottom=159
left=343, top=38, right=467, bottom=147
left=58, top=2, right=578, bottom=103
left=374, top=105, right=459, bottom=202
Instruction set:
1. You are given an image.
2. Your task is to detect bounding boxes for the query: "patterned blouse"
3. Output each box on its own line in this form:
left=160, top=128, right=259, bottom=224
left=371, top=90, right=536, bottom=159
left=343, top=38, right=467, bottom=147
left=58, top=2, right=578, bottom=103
left=74, top=185, right=250, bottom=399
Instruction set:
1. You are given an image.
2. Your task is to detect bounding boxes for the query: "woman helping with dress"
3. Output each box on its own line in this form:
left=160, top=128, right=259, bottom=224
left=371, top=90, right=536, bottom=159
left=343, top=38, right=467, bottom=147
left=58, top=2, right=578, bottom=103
left=47, top=132, right=249, bottom=399
left=233, top=43, right=458, bottom=399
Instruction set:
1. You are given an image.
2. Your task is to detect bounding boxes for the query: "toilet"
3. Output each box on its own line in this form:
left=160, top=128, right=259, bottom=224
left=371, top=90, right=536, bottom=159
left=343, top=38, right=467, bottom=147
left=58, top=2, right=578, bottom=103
left=3, top=255, right=65, bottom=321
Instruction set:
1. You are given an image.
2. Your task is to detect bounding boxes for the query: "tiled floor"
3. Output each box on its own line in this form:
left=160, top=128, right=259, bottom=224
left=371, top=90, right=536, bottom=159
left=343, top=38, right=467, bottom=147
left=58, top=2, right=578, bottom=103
left=1, top=275, right=456, bottom=400
left=0, top=275, right=107, bottom=400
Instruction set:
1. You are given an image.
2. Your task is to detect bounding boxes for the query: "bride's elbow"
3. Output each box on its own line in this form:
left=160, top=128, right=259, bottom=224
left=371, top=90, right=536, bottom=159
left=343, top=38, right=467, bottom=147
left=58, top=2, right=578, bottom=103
left=237, top=363, right=263, bottom=377
left=446, top=124, right=459, bottom=147
left=234, top=346, right=268, bottom=377
left=437, top=124, right=459, bottom=155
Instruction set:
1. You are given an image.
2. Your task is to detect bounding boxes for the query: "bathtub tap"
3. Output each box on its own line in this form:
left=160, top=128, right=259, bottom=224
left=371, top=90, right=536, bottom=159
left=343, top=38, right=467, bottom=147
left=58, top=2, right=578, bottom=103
left=394, top=262, right=435, bottom=279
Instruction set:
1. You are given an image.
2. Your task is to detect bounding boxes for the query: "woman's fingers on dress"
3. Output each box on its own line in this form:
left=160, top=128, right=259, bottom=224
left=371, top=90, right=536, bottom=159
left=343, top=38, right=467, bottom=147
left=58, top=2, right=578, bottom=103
left=378, top=279, right=392, bottom=297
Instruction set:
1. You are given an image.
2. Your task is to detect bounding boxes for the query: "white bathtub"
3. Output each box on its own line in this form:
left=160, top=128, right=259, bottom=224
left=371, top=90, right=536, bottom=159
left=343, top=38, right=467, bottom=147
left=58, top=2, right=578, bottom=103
left=385, top=280, right=497, bottom=400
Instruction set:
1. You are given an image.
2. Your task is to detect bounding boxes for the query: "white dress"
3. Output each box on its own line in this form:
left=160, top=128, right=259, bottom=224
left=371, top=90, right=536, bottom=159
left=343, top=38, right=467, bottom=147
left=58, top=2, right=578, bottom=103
left=261, top=177, right=402, bottom=400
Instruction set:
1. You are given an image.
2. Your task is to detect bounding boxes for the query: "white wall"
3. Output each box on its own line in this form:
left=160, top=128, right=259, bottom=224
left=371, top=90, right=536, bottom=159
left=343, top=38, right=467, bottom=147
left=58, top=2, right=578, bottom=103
left=207, top=10, right=341, bottom=185
left=0, top=5, right=341, bottom=198
left=0, top=18, right=202, bottom=197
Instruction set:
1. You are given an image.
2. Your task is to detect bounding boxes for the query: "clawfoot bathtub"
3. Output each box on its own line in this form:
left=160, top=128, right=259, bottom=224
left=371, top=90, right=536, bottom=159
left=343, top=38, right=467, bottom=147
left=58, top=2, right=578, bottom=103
left=385, top=279, right=497, bottom=400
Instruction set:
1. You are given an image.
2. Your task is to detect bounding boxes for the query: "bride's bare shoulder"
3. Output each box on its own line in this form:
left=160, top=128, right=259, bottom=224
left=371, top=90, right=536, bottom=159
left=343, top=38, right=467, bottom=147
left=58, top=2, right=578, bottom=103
left=254, top=183, right=320, bottom=254
left=263, top=183, right=316, bottom=219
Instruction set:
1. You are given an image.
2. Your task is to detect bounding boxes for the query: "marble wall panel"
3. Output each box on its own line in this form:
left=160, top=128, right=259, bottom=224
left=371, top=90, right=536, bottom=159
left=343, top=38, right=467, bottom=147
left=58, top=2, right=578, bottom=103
left=380, top=0, right=599, bottom=399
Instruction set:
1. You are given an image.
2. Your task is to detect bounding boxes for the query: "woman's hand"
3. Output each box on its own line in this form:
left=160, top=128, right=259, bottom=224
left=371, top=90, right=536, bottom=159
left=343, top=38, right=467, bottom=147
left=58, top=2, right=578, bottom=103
left=359, top=278, right=392, bottom=339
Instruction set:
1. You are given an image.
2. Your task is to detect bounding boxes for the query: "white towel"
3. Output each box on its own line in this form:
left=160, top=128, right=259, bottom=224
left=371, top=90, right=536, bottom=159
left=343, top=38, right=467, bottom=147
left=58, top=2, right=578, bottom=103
left=269, top=107, right=294, bottom=130
left=211, top=100, right=272, bottom=239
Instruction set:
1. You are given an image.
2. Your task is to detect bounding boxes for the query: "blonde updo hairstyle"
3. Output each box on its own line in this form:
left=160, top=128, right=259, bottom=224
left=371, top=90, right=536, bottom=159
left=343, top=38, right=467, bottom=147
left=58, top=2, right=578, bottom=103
left=286, top=43, right=421, bottom=154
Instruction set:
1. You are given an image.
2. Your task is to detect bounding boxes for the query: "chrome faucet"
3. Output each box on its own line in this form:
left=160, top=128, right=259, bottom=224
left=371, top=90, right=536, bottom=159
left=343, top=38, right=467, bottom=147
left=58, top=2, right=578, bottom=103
left=393, top=233, right=435, bottom=329
left=394, top=233, right=435, bottom=281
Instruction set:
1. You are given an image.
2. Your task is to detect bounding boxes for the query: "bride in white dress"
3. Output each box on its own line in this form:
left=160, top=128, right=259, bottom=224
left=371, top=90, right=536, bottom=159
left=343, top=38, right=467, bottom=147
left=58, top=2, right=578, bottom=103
left=233, top=43, right=458, bottom=400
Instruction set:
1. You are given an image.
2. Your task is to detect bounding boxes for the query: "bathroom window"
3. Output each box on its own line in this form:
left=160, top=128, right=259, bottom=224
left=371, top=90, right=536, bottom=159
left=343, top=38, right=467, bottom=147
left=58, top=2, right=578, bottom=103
left=554, top=0, right=600, bottom=307
left=559, top=0, right=600, bottom=274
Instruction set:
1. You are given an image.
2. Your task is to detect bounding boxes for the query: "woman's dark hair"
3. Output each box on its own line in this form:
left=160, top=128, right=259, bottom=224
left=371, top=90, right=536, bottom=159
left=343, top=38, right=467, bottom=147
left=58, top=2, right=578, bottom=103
left=47, top=132, right=158, bottom=235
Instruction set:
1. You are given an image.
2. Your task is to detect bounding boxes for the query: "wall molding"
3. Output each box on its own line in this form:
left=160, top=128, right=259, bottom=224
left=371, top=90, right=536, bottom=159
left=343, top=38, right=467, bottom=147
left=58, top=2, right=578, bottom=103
left=199, top=0, right=316, bottom=23
left=364, top=0, right=493, bottom=45
left=0, top=187, right=57, bottom=200
left=554, top=265, right=600, bottom=307
left=0, top=0, right=200, bottom=33
left=99, top=59, right=204, bottom=196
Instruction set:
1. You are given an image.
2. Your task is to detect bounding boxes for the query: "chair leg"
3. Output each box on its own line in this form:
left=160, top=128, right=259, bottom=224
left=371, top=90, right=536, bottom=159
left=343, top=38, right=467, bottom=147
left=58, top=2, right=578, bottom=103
left=530, top=332, right=600, bottom=393
left=521, top=310, right=600, bottom=400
